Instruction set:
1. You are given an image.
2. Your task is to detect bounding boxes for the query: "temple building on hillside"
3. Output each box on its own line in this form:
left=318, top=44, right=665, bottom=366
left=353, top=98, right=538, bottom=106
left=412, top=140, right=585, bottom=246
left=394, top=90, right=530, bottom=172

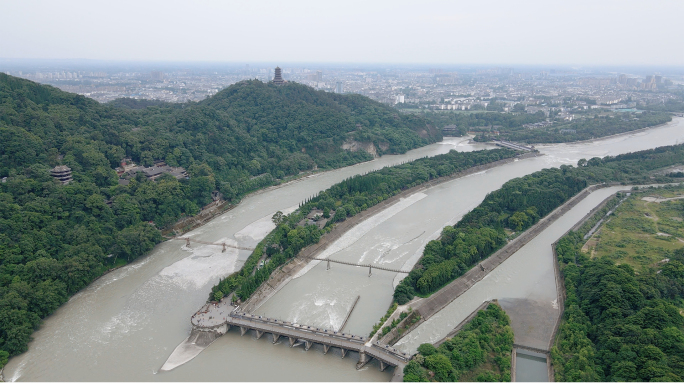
left=272, top=66, right=285, bottom=85
left=118, top=160, right=189, bottom=185
left=50, top=165, right=73, bottom=184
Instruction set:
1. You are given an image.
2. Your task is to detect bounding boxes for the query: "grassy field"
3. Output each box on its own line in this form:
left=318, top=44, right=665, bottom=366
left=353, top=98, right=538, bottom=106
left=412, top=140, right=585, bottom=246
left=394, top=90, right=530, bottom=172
left=582, top=185, right=684, bottom=271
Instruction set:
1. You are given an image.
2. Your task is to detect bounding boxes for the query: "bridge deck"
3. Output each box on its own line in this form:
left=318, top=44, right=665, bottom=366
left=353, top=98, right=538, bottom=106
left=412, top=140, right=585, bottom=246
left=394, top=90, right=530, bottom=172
left=172, top=238, right=410, bottom=273
left=193, top=308, right=409, bottom=368
left=492, top=140, right=534, bottom=152
left=304, top=256, right=411, bottom=274
left=169, top=236, right=256, bottom=251
left=227, top=313, right=409, bottom=366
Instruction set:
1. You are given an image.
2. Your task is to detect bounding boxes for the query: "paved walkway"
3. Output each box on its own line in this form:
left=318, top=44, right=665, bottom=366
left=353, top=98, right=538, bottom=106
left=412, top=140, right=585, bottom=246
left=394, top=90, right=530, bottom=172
left=191, top=297, right=234, bottom=327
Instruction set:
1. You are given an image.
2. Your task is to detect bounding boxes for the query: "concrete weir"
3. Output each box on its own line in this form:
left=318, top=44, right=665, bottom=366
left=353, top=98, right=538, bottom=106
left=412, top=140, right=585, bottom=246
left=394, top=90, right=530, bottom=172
left=161, top=300, right=410, bottom=374
left=223, top=310, right=410, bottom=371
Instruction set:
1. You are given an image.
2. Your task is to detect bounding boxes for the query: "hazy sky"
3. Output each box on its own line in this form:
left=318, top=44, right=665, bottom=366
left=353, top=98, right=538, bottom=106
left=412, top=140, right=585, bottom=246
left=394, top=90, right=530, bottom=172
left=2, top=0, right=683, bottom=66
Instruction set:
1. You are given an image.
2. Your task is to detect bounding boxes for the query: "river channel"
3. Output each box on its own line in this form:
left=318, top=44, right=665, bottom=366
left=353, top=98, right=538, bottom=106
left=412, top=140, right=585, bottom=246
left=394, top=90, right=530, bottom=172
left=4, top=118, right=684, bottom=381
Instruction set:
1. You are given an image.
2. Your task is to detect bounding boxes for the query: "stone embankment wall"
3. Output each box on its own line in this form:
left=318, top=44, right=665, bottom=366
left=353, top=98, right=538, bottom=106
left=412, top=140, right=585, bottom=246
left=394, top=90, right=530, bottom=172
left=378, top=310, right=421, bottom=346
left=240, top=152, right=541, bottom=311
left=568, top=191, right=621, bottom=234
left=240, top=257, right=307, bottom=313
left=164, top=199, right=235, bottom=237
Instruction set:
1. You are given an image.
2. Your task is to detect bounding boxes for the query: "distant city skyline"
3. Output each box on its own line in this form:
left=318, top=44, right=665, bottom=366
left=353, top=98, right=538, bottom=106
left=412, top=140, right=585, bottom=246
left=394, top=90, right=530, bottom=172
left=2, top=0, right=684, bottom=66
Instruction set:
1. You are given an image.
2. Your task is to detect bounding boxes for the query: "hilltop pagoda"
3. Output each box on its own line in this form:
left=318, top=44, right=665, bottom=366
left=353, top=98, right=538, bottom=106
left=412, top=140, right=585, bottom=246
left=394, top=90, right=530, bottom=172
left=50, top=165, right=73, bottom=185
left=272, top=66, right=285, bottom=85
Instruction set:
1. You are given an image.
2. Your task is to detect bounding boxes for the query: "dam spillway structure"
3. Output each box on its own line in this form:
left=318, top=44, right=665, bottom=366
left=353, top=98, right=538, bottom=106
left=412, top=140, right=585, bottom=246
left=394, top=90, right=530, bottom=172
left=161, top=299, right=409, bottom=375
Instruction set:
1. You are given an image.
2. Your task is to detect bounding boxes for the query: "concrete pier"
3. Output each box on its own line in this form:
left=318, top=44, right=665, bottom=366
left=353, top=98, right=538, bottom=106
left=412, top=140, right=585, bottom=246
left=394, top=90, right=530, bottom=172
left=356, top=352, right=371, bottom=370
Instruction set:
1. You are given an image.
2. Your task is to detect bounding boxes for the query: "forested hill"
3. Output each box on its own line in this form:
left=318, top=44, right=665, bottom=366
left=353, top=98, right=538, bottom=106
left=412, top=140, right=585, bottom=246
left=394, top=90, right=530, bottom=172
left=0, top=73, right=439, bottom=366
left=1, top=74, right=440, bottom=199
left=201, top=80, right=440, bottom=156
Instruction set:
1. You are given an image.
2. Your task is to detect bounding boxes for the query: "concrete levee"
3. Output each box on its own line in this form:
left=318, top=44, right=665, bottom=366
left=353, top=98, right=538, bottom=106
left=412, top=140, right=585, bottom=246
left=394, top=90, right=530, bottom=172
left=511, top=348, right=516, bottom=382
left=378, top=310, right=421, bottom=346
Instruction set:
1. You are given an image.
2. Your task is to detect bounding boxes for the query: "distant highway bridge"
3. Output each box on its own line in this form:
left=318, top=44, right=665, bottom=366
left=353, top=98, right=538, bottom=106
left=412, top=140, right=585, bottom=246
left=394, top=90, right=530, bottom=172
left=491, top=139, right=536, bottom=152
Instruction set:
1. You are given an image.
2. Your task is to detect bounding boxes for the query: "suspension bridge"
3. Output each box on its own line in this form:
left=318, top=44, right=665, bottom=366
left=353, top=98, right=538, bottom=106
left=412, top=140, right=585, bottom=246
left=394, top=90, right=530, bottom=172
left=302, top=256, right=412, bottom=276
left=169, top=237, right=412, bottom=275
left=168, top=236, right=256, bottom=252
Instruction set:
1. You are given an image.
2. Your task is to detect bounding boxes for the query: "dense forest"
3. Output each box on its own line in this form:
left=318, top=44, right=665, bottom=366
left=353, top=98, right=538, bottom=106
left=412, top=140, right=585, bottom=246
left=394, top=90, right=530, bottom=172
left=0, top=73, right=441, bottom=368
left=393, top=144, right=684, bottom=304
left=552, top=230, right=684, bottom=381
left=418, top=110, right=547, bottom=137
left=211, top=148, right=520, bottom=302
left=497, top=112, right=672, bottom=143
left=403, top=303, right=513, bottom=382
left=0, top=74, right=441, bottom=200
left=418, top=109, right=672, bottom=145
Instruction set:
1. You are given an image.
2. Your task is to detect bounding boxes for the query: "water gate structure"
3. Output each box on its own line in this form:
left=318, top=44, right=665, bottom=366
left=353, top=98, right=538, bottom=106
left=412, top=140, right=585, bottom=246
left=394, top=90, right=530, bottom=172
left=191, top=306, right=410, bottom=373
